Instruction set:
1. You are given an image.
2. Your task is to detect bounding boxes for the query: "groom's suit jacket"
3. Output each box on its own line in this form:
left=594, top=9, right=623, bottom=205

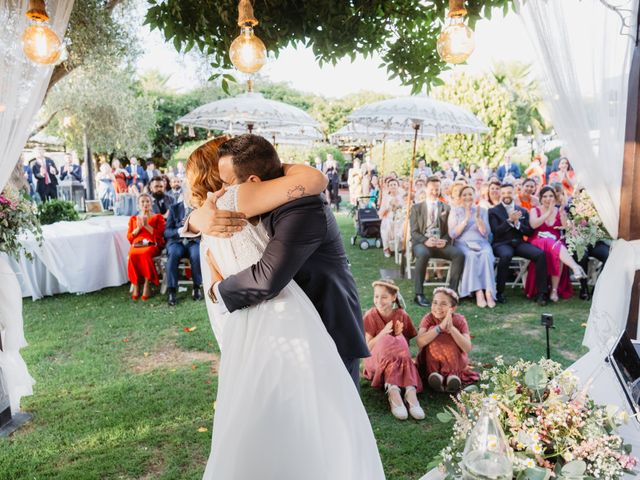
left=217, top=194, right=370, bottom=360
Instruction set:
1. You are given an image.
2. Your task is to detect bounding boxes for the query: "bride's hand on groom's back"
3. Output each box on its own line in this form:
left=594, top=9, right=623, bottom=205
left=188, top=188, right=247, bottom=237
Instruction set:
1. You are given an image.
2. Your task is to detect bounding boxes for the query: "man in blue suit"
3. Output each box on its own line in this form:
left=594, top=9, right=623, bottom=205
left=496, top=152, right=521, bottom=181
left=164, top=190, right=203, bottom=306
left=125, top=157, right=146, bottom=191
left=59, top=153, right=82, bottom=182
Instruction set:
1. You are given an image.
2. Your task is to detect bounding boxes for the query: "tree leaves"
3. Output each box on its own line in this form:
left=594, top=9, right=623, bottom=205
left=144, top=0, right=515, bottom=92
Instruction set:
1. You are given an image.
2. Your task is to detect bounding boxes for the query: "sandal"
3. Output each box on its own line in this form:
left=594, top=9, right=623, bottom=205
left=550, top=289, right=559, bottom=303
left=386, top=385, right=408, bottom=420
left=404, top=387, right=425, bottom=420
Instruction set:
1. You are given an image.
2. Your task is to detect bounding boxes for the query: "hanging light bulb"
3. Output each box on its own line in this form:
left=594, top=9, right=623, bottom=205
left=22, top=0, right=62, bottom=65
left=437, top=0, right=475, bottom=64
left=228, top=0, right=267, bottom=74
left=22, top=24, right=61, bottom=64
left=229, top=26, right=266, bottom=74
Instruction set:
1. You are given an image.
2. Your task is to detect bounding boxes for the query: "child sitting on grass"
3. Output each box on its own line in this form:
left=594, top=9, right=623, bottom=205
left=362, top=279, right=425, bottom=420
left=415, top=287, right=479, bottom=392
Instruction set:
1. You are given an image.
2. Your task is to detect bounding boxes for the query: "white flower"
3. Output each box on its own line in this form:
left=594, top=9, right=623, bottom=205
left=525, top=458, right=536, bottom=468
left=531, top=444, right=543, bottom=455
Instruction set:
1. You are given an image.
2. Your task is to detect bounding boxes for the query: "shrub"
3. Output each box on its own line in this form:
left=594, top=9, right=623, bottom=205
left=38, top=200, right=80, bottom=225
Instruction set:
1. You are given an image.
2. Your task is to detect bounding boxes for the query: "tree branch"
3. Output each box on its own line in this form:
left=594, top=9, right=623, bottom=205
left=30, top=108, right=68, bottom=137
left=105, top=0, right=125, bottom=14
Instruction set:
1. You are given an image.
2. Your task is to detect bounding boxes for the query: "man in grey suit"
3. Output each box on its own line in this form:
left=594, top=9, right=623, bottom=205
left=410, top=176, right=465, bottom=307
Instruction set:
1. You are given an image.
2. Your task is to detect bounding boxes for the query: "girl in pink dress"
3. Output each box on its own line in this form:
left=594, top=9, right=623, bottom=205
left=415, top=287, right=478, bottom=393
left=525, top=186, right=586, bottom=302
left=363, top=279, right=424, bottom=420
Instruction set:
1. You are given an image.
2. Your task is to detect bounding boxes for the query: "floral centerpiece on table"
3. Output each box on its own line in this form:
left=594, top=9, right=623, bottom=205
left=566, top=189, right=610, bottom=260
left=0, top=186, right=42, bottom=261
left=431, top=356, right=637, bottom=480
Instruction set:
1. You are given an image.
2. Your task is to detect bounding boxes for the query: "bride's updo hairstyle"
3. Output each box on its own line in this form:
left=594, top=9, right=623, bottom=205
left=186, top=135, right=231, bottom=207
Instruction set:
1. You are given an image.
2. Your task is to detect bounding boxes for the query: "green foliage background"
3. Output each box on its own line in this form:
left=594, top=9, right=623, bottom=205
left=38, top=200, right=80, bottom=225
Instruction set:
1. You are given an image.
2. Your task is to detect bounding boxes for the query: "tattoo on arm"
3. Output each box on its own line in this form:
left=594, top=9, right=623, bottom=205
left=287, top=185, right=306, bottom=200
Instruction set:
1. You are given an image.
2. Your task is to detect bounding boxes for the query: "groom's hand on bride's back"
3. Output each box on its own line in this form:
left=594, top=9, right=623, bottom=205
left=187, top=188, right=247, bottom=237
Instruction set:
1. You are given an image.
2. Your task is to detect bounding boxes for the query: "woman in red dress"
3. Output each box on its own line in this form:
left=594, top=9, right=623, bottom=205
left=111, top=159, right=129, bottom=194
left=416, top=287, right=478, bottom=393
left=363, top=279, right=424, bottom=420
left=525, top=186, right=586, bottom=302
left=127, top=193, right=165, bottom=300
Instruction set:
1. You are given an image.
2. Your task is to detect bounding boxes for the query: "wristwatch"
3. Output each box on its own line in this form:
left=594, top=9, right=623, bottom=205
left=434, top=325, right=442, bottom=335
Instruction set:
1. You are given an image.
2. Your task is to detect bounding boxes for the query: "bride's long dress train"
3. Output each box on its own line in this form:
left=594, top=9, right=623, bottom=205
left=201, top=185, right=385, bottom=480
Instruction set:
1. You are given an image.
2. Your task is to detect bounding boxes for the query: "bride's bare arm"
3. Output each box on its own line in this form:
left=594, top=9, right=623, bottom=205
left=235, top=163, right=328, bottom=218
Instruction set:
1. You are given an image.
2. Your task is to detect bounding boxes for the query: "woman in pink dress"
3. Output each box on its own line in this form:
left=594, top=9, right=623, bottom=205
left=363, top=279, right=424, bottom=420
left=525, top=186, right=586, bottom=302
left=415, top=287, right=478, bottom=393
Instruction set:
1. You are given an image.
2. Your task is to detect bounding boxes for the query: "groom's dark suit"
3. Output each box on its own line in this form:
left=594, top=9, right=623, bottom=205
left=217, top=194, right=370, bottom=385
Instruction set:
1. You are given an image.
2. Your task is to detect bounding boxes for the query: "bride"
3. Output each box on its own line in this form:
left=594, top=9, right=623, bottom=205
left=185, top=136, right=386, bottom=480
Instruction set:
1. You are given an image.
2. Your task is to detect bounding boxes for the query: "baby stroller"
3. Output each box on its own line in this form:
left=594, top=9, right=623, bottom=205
left=350, top=196, right=382, bottom=250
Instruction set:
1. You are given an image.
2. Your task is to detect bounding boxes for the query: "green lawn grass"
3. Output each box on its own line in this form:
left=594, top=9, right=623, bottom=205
left=1, top=212, right=590, bottom=480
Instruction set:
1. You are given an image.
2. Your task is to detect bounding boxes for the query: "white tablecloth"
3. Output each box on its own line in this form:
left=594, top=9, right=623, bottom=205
left=4, top=216, right=131, bottom=299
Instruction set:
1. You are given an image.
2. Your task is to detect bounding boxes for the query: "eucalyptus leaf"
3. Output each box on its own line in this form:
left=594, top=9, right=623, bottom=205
left=436, top=411, right=453, bottom=423
left=517, top=467, right=551, bottom=480
left=561, top=460, right=587, bottom=476
left=524, top=364, right=547, bottom=391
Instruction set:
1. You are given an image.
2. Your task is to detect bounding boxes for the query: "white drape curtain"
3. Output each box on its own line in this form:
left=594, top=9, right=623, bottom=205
left=0, top=0, right=75, bottom=414
left=516, top=0, right=639, bottom=351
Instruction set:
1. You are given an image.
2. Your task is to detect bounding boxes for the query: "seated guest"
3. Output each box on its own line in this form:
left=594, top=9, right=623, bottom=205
left=526, top=186, right=586, bottom=302
left=489, top=183, right=549, bottom=305
left=363, top=279, right=424, bottom=420
left=167, top=176, right=183, bottom=203
left=59, top=153, right=82, bottom=182
left=414, top=158, right=432, bottom=178
left=380, top=178, right=404, bottom=258
left=145, top=160, right=161, bottom=185
left=548, top=157, right=576, bottom=196
left=127, top=193, right=166, bottom=300
left=410, top=176, right=465, bottom=307
left=149, top=175, right=174, bottom=218
left=449, top=182, right=465, bottom=208
left=518, top=178, right=539, bottom=211
left=448, top=186, right=496, bottom=308
left=164, top=186, right=203, bottom=306
left=416, top=287, right=478, bottom=392
left=496, top=152, right=521, bottom=181
left=440, top=178, right=454, bottom=201
left=478, top=179, right=501, bottom=209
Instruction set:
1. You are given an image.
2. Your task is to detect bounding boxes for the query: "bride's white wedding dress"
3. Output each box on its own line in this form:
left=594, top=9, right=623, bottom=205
left=201, top=185, right=385, bottom=480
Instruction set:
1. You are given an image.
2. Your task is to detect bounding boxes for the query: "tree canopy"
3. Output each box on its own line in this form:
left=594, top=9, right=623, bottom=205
left=145, top=0, right=514, bottom=93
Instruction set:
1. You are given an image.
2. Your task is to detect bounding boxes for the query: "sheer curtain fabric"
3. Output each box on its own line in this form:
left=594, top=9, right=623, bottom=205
left=0, top=0, right=75, bottom=414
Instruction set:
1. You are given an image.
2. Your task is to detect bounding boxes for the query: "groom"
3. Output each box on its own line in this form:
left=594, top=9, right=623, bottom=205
left=185, top=134, right=370, bottom=387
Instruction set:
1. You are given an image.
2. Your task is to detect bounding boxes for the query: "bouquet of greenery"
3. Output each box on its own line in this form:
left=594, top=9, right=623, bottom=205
left=566, top=190, right=610, bottom=260
left=0, top=186, right=42, bottom=261
left=431, top=357, right=637, bottom=480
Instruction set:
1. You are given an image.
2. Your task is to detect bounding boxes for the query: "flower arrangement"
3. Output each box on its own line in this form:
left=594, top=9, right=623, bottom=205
left=0, top=186, right=42, bottom=261
left=566, top=189, right=610, bottom=260
left=432, top=357, right=637, bottom=480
